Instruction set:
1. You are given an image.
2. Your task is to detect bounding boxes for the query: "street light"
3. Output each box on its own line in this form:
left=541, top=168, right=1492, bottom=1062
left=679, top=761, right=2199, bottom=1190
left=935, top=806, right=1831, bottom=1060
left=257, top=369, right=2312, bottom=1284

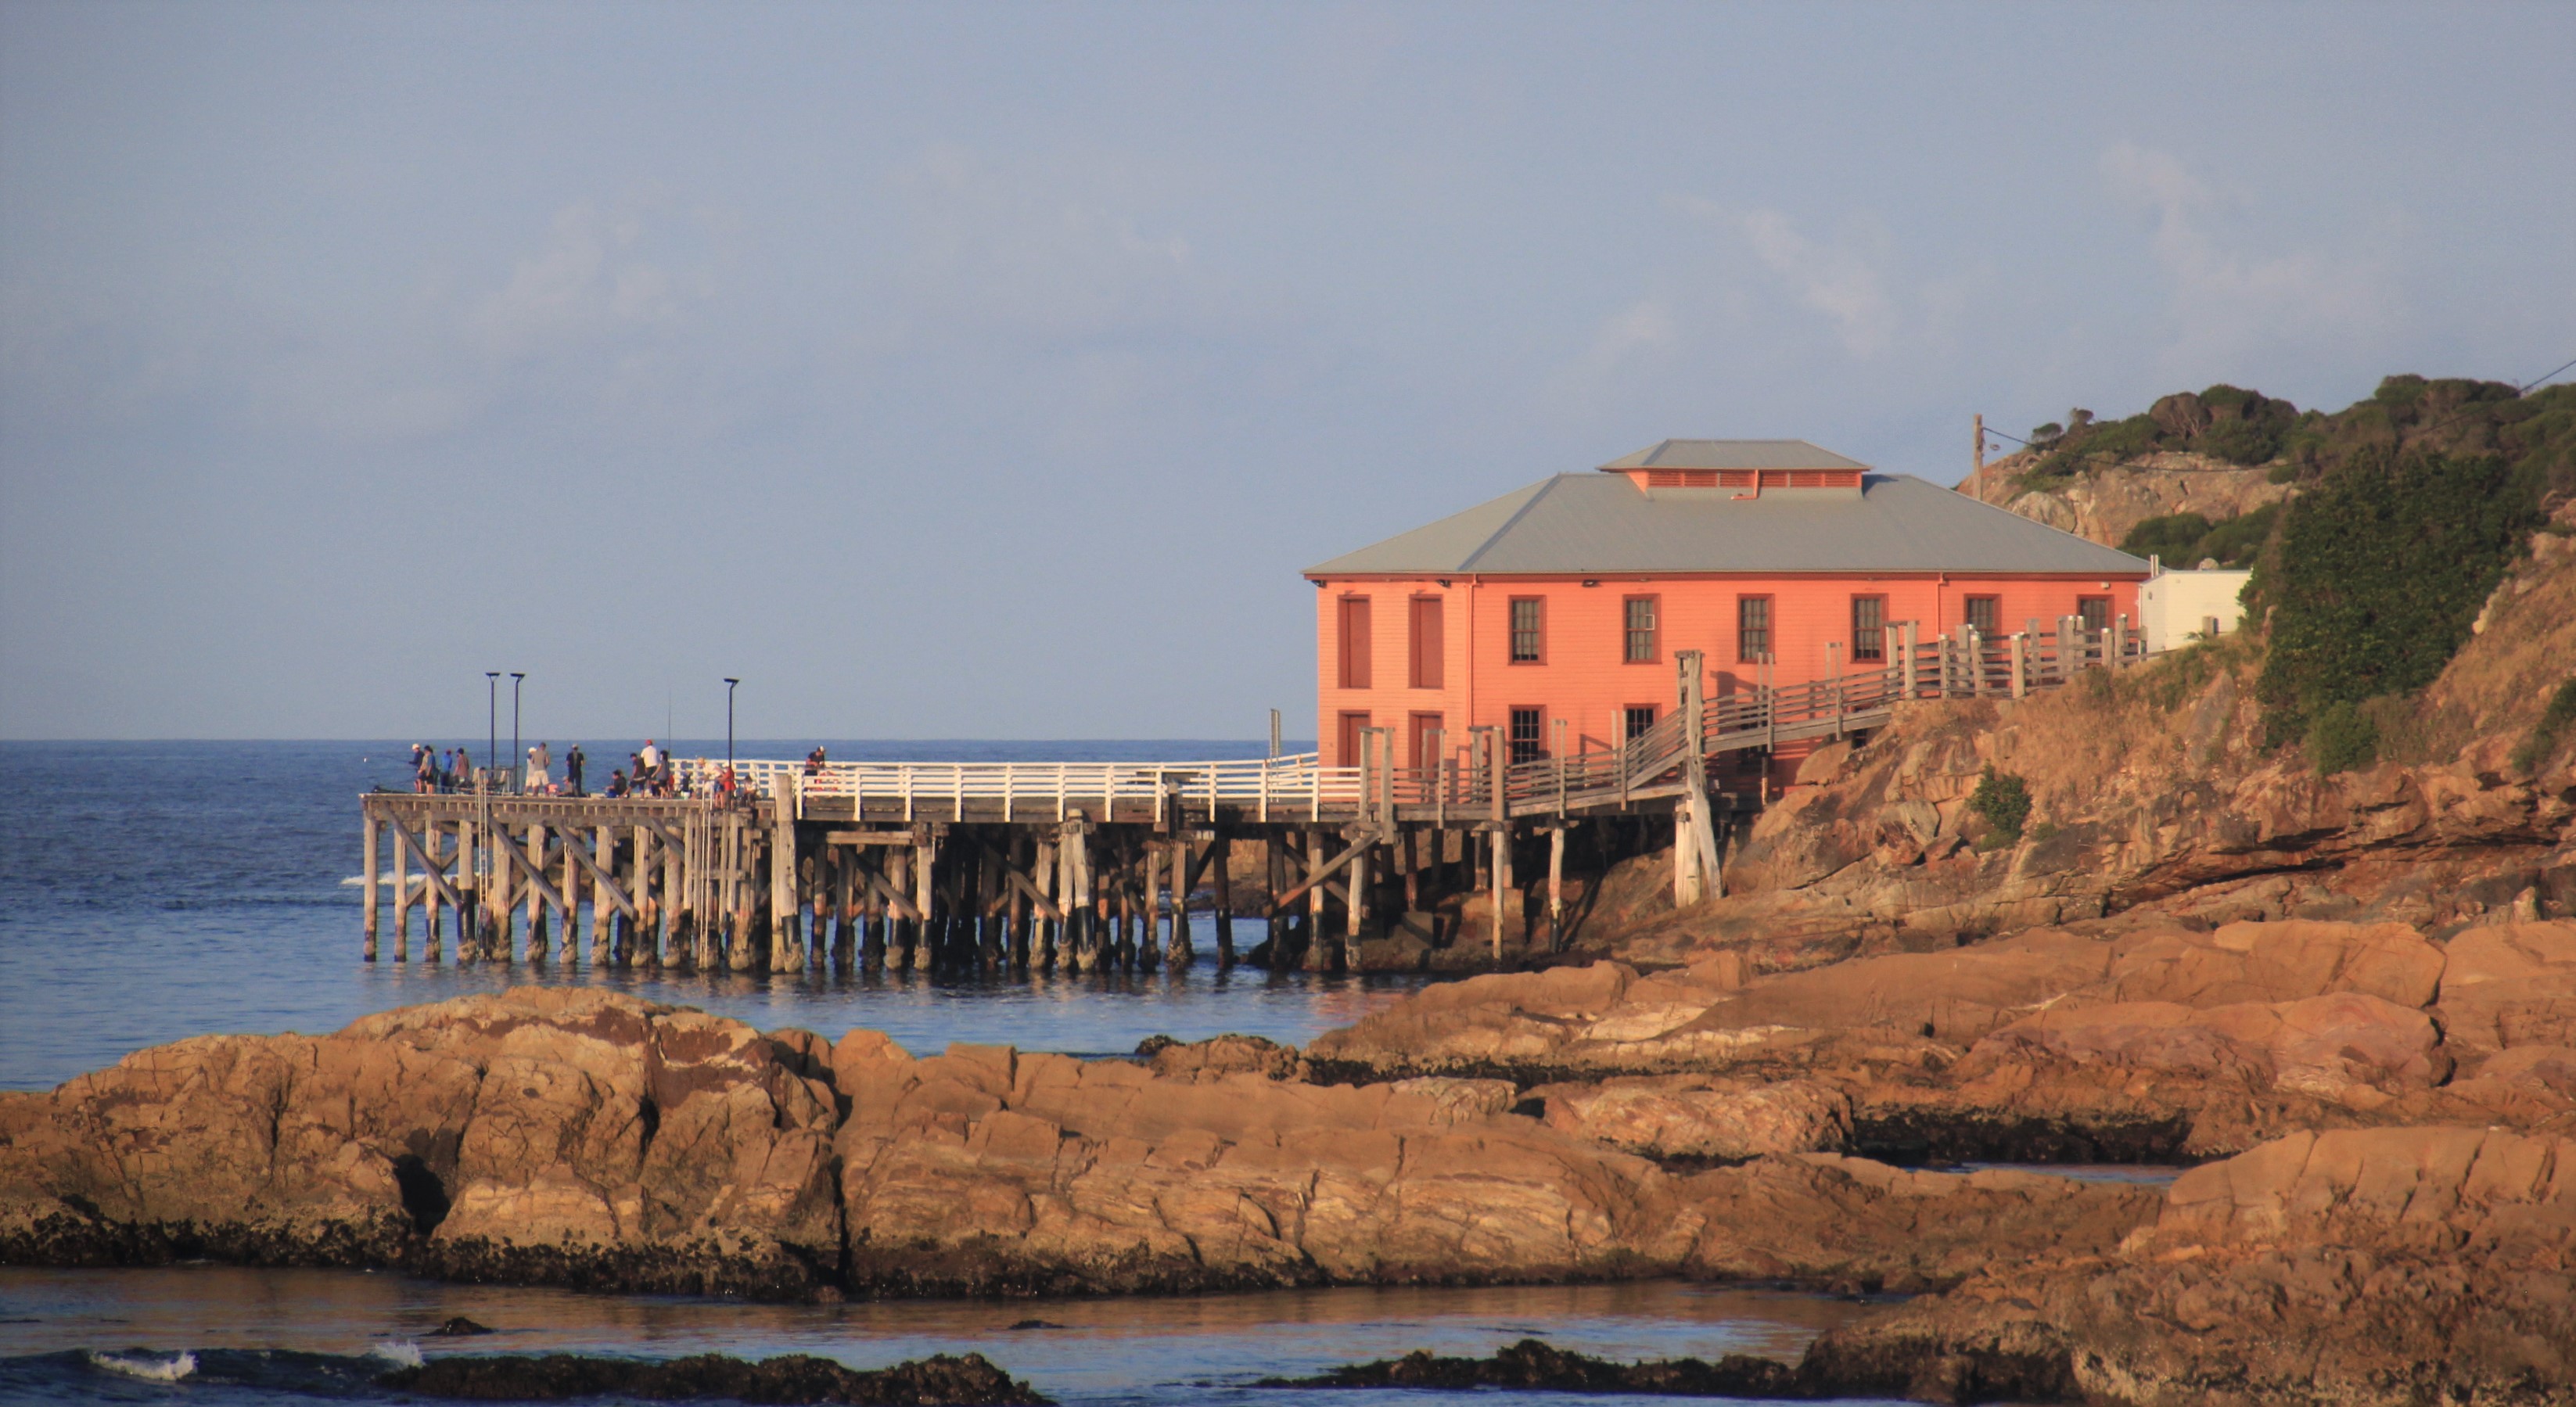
left=485, top=673, right=499, bottom=793
left=510, top=673, right=526, bottom=794
left=724, top=678, right=740, bottom=772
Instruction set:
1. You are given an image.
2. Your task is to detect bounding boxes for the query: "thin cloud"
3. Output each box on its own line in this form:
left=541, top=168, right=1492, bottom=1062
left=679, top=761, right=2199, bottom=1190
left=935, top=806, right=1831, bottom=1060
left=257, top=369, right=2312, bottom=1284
left=2100, top=141, right=2398, bottom=379
left=1689, top=201, right=1895, bottom=357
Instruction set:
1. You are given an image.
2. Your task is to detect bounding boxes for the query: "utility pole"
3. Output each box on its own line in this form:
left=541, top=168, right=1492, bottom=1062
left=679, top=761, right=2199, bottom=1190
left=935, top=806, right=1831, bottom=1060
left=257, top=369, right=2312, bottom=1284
left=1973, top=413, right=1986, bottom=502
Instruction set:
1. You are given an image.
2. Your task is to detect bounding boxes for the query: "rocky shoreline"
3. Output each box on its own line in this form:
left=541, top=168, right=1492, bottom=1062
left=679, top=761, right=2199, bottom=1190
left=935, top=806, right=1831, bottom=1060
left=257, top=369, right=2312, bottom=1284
left=5, top=950, right=2571, bottom=1403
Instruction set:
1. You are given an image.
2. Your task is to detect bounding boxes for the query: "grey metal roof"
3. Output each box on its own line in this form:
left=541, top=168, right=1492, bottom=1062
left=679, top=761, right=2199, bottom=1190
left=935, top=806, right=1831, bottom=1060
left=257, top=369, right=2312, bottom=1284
left=1597, top=438, right=1870, bottom=471
left=1306, top=473, right=2152, bottom=576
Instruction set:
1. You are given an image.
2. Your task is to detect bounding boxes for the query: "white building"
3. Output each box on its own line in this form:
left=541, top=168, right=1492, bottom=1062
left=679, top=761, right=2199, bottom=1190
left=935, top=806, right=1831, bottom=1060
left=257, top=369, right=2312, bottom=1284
left=2138, top=556, right=2251, bottom=651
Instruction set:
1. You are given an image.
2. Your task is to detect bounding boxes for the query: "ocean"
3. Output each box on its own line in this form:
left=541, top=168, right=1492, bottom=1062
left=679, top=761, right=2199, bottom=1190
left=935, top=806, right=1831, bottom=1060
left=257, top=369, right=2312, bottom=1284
left=0, top=740, right=1903, bottom=1405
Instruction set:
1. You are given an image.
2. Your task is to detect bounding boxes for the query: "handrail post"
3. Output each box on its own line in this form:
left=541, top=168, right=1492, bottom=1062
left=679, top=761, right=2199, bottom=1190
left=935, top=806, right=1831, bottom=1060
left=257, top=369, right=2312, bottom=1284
left=1901, top=620, right=1918, bottom=698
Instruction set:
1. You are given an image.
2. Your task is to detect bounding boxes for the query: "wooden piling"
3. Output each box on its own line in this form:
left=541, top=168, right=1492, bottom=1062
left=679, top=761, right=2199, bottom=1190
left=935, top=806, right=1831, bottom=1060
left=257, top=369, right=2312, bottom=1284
left=1349, top=842, right=1370, bottom=947
left=1210, top=832, right=1234, bottom=966
left=441, top=817, right=462, bottom=964
left=1166, top=835, right=1194, bottom=967
left=1305, top=828, right=1329, bottom=971
left=362, top=813, right=381, bottom=960
left=910, top=834, right=936, bottom=972
left=771, top=777, right=799, bottom=971
left=1140, top=840, right=1161, bottom=974
left=1547, top=824, right=1565, bottom=952
left=423, top=824, right=446, bottom=960
left=523, top=823, right=546, bottom=963
left=391, top=822, right=411, bottom=960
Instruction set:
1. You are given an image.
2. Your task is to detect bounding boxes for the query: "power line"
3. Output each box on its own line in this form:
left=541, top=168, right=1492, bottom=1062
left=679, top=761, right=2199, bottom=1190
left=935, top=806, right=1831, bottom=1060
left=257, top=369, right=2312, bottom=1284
left=1986, top=354, right=2576, bottom=463
left=2400, top=354, right=2576, bottom=443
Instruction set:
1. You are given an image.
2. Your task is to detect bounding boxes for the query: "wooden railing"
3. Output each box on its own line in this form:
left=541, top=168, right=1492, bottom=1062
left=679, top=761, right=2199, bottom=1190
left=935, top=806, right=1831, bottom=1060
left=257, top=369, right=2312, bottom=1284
left=664, top=618, right=2149, bottom=824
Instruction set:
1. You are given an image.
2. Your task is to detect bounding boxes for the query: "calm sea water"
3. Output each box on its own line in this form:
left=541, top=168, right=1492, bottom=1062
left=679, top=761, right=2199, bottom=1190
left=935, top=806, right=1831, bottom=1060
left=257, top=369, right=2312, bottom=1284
left=0, top=741, right=1909, bottom=1405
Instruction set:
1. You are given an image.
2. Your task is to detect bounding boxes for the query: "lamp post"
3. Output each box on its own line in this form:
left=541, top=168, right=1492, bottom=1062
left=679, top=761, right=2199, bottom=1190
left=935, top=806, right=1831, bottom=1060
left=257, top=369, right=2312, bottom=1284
left=485, top=673, right=499, bottom=794
left=724, top=678, right=740, bottom=773
left=510, top=673, right=526, bottom=794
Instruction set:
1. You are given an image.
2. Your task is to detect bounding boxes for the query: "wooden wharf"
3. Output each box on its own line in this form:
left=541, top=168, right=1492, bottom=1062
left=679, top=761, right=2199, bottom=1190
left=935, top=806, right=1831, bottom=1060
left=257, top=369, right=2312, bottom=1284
left=361, top=621, right=2150, bottom=976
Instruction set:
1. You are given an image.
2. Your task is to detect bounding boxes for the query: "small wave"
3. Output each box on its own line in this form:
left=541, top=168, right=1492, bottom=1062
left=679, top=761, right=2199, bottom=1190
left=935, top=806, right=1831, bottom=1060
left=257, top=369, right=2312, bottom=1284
left=86, top=1348, right=197, bottom=1382
left=368, top=1340, right=425, bottom=1369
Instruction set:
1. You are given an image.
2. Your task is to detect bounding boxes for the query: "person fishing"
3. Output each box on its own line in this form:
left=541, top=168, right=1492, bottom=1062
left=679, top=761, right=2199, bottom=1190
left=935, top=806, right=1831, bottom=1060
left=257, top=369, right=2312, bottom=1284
left=566, top=744, right=586, bottom=797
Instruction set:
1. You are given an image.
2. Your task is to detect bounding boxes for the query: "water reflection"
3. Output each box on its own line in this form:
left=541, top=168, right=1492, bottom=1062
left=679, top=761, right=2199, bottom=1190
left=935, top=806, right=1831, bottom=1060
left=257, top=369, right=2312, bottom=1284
left=0, top=1266, right=1902, bottom=1405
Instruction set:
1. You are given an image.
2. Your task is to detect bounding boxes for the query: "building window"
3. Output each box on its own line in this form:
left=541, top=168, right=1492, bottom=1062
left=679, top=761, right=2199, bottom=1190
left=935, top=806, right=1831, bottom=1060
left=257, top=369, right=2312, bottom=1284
left=1852, top=595, right=1886, bottom=662
left=1623, top=705, right=1657, bottom=742
left=2078, top=596, right=2113, bottom=633
left=1623, top=595, right=1659, bottom=663
left=1737, top=595, right=1771, bottom=662
left=1337, top=596, right=1372, bottom=689
left=1408, top=595, right=1444, bottom=689
left=1964, top=595, right=1999, bottom=637
left=1509, top=597, right=1543, bottom=662
left=1509, top=707, right=1544, bottom=765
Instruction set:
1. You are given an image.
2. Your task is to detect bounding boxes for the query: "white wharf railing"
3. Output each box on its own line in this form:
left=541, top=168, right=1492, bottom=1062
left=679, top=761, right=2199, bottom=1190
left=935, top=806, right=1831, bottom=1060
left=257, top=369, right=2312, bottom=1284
left=669, top=618, right=2154, bottom=823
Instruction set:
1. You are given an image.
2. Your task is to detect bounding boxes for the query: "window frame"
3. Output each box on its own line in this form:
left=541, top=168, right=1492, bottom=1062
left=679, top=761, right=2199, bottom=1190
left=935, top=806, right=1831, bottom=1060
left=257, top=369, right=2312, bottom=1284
left=1963, top=594, right=2001, bottom=638
left=1622, top=594, right=1661, bottom=664
left=1507, top=595, right=1545, bottom=665
left=1851, top=594, right=1888, bottom=663
left=1622, top=704, right=1658, bottom=744
left=1737, top=594, right=1773, bottom=663
left=2078, top=595, right=2113, bottom=633
left=1507, top=705, right=1546, bottom=765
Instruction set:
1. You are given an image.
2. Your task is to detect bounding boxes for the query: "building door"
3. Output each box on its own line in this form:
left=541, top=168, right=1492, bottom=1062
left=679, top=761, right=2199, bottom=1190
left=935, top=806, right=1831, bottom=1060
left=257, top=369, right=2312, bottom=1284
left=1407, top=712, right=1444, bottom=773
left=1338, top=711, right=1370, bottom=770
left=2078, top=596, right=2112, bottom=633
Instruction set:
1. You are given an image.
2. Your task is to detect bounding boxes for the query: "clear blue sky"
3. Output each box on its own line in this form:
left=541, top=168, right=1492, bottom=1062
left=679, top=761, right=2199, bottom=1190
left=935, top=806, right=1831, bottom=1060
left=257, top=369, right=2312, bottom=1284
left=3, top=2, right=2570, bottom=741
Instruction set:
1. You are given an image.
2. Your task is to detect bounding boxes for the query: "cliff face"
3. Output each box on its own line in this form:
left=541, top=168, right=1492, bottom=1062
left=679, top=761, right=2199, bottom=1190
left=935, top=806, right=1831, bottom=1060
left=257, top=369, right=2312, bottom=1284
left=1968, top=448, right=2293, bottom=551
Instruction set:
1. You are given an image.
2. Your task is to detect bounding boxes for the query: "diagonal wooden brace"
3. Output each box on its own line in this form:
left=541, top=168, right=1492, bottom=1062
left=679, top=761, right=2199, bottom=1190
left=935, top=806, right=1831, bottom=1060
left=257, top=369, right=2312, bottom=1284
left=554, top=828, right=637, bottom=920
left=386, top=820, right=465, bottom=912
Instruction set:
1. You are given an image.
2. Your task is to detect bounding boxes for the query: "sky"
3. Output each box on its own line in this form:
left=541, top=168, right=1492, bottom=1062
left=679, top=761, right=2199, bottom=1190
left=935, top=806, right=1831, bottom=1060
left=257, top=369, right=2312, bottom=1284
left=2, top=2, right=2571, bottom=741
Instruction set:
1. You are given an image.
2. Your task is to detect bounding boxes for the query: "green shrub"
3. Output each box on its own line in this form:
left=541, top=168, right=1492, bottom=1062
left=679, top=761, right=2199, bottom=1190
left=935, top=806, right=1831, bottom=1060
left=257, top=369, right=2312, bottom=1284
left=2118, top=504, right=2277, bottom=569
left=2308, top=701, right=2381, bottom=775
left=2509, top=678, right=2576, bottom=773
left=2195, top=503, right=2280, bottom=567
left=2267, top=461, right=2301, bottom=484
left=2120, top=512, right=2215, bottom=564
left=1968, top=767, right=2032, bottom=843
left=2251, top=446, right=2543, bottom=744
left=2200, top=417, right=2283, bottom=466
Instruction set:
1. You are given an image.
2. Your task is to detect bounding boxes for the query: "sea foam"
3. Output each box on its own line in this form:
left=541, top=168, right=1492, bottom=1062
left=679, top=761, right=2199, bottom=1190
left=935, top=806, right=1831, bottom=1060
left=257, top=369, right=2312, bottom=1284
left=369, top=1340, right=426, bottom=1368
left=87, top=1348, right=199, bottom=1382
